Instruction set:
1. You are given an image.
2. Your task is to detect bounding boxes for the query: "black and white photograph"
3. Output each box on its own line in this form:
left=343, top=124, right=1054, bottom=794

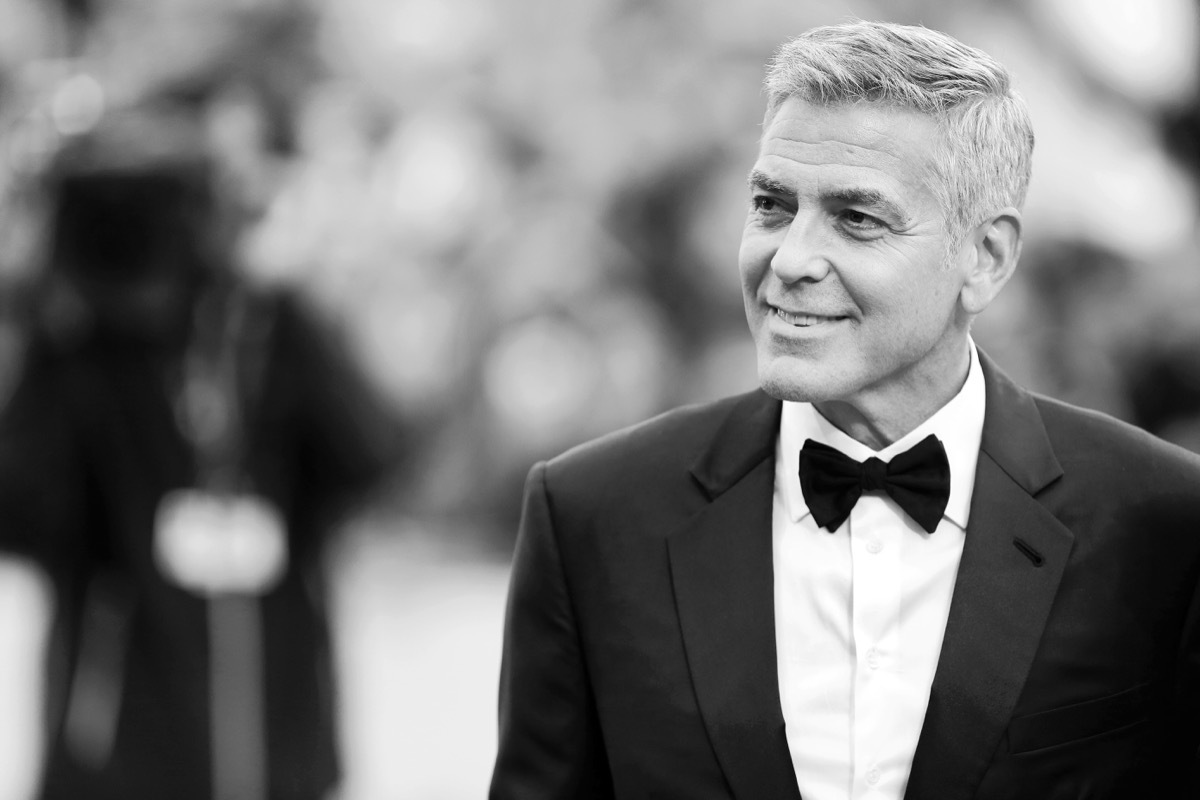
left=0, top=1, right=1198, bottom=798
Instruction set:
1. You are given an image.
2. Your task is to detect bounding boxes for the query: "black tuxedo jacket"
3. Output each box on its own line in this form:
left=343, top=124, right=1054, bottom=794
left=490, top=353, right=1200, bottom=799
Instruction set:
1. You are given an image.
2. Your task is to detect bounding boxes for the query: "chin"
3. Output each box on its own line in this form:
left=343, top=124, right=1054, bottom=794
left=757, top=359, right=844, bottom=404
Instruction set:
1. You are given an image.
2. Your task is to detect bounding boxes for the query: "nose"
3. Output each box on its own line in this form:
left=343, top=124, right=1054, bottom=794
left=770, top=213, right=832, bottom=284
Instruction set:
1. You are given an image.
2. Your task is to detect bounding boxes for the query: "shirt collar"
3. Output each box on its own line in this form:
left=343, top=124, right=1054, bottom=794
left=776, top=338, right=986, bottom=530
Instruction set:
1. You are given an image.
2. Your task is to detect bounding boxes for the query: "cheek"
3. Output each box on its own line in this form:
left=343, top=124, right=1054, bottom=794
left=738, top=237, right=769, bottom=290
left=846, top=256, right=944, bottom=317
left=868, top=276, right=957, bottom=346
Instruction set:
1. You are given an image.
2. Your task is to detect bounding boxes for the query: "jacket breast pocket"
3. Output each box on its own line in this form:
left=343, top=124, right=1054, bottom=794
left=1006, top=683, right=1149, bottom=755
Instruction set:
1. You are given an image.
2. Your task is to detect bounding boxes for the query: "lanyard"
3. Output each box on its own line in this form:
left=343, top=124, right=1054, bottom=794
left=167, top=281, right=277, bottom=800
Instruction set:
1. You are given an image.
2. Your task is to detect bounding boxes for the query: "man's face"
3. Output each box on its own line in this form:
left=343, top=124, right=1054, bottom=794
left=740, top=96, right=974, bottom=418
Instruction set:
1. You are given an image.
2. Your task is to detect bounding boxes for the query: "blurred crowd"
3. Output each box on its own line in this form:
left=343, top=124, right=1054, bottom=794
left=0, top=0, right=1198, bottom=797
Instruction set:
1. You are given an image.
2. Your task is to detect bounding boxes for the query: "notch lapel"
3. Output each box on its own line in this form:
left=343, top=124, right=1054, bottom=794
left=667, top=391, right=803, bottom=800
left=905, top=353, right=1074, bottom=800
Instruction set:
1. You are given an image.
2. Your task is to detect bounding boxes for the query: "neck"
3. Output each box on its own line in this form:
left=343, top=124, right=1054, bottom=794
left=813, top=342, right=972, bottom=451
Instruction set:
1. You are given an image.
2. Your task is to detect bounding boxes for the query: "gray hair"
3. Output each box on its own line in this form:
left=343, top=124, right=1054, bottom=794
left=764, top=21, right=1034, bottom=243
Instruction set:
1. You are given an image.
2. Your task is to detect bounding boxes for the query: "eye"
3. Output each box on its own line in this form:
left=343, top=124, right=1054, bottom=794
left=749, top=194, right=793, bottom=226
left=841, top=209, right=880, bottom=227
left=746, top=188, right=794, bottom=227
left=835, top=208, right=890, bottom=240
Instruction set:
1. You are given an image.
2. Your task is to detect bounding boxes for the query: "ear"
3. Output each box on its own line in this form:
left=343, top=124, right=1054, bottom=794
left=959, top=208, right=1022, bottom=316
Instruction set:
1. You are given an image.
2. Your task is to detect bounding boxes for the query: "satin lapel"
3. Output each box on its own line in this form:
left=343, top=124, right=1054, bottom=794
left=667, top=391, right=802, bottom=800
left=906, top=352, right=1073, bottom=800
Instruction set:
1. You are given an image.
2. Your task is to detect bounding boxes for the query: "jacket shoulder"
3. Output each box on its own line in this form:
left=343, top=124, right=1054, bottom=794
left=548, top=391, right=757, bottom=473
left=539, top=391, right=761, bottom=508
left=1033, top=393, right=1200, bottom=492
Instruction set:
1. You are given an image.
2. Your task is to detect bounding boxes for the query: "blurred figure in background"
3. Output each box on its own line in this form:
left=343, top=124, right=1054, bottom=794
left=0, top=103, right=398, bottom=800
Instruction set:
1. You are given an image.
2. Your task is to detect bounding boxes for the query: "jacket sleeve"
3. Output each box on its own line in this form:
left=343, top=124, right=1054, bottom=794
left=1174, top=559, right=1200, bottom=792
left=0, top=352, right=88, bottom=576
left=489, top=462, right=614, bottom=800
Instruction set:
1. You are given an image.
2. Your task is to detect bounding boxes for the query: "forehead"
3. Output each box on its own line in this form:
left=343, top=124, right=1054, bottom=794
left=755, top=97, right=942, bottom=204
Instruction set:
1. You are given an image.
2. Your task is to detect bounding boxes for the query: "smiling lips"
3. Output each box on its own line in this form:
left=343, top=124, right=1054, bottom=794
left=774, top=307, right=847, bottom=327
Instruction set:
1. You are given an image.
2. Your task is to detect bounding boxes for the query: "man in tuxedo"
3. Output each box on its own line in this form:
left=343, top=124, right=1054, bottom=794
left=490, top=21, right=1200, bottom=800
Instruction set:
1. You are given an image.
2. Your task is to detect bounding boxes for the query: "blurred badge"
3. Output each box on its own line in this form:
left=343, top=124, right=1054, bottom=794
left=154, top=489, right=288, bottom=596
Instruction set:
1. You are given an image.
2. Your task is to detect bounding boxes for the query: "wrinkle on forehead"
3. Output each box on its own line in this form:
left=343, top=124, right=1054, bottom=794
left=761, top=126, right=928, bottom=168
left=764, top=135, right=908, bottom=164
left=761, top=98, right=941, bottom=172
left=756, top=100, right=942, bottom=211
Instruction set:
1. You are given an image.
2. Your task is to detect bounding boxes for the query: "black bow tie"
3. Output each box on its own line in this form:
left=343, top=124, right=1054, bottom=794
left=798, top=434, right=951, bottom=534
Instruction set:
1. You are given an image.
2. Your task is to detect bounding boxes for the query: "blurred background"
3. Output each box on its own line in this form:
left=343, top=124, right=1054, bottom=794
left=0, top=0, right=1198, bottom=797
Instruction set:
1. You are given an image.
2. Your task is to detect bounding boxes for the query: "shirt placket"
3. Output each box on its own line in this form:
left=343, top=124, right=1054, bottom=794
left=849, top=494, right=904, bottom=799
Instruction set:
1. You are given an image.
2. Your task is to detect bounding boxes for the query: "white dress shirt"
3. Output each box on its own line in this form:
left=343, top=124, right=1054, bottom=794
left=773, top=341, right=986, bottom=800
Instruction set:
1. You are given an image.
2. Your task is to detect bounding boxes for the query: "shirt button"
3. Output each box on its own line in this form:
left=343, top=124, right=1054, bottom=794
left=866, top=647, right=880, bottom=669
left=865, top=539, right=883, bottom=554
left=866, top=765, right=882, bottom=785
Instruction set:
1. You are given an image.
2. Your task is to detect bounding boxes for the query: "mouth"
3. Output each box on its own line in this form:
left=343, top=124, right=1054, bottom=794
left=772, top=308, right=848, bottom=327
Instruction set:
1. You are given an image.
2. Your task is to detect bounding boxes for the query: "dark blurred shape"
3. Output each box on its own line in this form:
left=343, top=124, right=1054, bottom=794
left=1018, top=238, right=1132, bottom=413
left=56, top=0, right=94, bottom=24
left=1127, top=335, right=1200, bottom=438
left=604, top=150, right=729, bottom=354
left=58, top=171, right=199, bottom=270
left=35, top=108, right=217, bottom=348
left=0, top=103, right=400, bottom=800
left=1161, top=97, right=1200, bottom=183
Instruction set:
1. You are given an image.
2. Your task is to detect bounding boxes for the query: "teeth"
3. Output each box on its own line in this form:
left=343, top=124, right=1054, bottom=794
left=776, top=309, right=839, bottom=327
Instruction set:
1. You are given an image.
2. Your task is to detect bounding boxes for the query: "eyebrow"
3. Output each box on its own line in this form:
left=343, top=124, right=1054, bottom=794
left=747, top=169, right=795, bottom=199
left=748, top=169, right=910, bottom=225
left=825, top=188, right=909, bottom=224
